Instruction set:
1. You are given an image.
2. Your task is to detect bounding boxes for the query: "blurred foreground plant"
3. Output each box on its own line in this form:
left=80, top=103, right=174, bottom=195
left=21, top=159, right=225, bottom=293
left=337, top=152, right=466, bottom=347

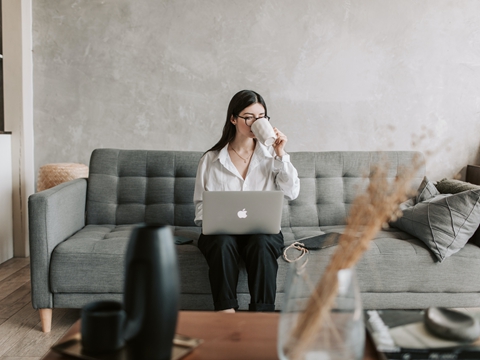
left=283, top=157, right=423, bottom=360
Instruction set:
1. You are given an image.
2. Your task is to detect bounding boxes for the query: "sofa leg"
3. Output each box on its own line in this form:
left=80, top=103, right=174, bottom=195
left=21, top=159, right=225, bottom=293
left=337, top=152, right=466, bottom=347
left=39, top=308, right=52, bottom=332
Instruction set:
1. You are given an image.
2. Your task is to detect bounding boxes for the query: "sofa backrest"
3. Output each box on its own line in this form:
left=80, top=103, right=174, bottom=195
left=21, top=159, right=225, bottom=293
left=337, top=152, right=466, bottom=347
left=86, top=149, right=425, bottom=227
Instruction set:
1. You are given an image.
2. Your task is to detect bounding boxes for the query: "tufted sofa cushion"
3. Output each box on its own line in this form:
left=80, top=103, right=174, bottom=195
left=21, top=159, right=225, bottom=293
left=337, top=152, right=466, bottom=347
left=50, top=224, right=480, bottom=309
left=86, top=149, right=202, bottom=226
left=50, top=224, right=203, bottom=294
left=283, top=151, right=423, bottom=227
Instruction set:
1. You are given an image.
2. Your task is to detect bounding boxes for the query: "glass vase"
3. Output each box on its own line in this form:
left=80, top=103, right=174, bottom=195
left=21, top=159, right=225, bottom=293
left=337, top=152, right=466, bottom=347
left=278, top=260, right=365, bottom=360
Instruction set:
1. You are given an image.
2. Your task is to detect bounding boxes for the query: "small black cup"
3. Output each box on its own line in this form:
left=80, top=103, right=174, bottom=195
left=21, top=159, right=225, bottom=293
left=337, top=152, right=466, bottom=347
left=81, top=300, right=126, bottom=355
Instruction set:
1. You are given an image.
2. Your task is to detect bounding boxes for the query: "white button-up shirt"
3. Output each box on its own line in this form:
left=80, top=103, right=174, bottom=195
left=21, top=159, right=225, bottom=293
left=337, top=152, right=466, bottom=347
left=193, top=142, right=300, bottom=226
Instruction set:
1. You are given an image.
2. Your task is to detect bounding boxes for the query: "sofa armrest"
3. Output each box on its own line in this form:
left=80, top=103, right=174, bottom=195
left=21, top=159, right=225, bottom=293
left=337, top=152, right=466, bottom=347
left=28, top=178, right=87, bottom=309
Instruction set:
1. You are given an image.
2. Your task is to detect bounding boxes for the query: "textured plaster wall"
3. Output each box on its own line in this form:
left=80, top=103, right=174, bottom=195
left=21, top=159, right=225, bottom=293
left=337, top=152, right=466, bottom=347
left=33, top=0, right=480, bottom=181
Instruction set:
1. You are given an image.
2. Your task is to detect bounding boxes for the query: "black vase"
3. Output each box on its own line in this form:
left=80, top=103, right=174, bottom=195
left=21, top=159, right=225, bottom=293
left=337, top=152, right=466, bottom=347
left=123, top=224, right=180, bottom=360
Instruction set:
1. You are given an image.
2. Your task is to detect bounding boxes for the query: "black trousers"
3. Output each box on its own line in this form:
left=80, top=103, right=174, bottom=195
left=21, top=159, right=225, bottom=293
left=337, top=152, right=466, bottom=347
left=198, top=232, right=284, bottom=311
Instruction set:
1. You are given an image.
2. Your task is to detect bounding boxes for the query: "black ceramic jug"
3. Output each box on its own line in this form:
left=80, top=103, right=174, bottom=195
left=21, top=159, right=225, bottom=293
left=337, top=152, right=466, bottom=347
left=123, top=224, right=180, bottom=360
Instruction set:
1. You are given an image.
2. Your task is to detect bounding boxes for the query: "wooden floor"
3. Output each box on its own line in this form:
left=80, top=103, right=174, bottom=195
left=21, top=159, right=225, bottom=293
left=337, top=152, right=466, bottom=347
left=0, top=257, right=79, bottom=360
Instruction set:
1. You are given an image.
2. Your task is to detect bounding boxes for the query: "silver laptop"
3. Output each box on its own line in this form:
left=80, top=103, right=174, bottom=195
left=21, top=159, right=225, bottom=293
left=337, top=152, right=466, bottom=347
left=202, top=191, right=284, bottom=235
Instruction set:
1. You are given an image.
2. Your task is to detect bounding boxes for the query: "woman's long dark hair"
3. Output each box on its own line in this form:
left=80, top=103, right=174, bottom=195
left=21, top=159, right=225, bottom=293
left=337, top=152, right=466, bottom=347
left=206, top=90, right=267, bottom=153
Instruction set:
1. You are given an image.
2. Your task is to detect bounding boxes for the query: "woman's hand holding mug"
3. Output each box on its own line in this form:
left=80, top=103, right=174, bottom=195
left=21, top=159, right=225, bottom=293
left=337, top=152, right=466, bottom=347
left=272, top=127, right=287, bottom=157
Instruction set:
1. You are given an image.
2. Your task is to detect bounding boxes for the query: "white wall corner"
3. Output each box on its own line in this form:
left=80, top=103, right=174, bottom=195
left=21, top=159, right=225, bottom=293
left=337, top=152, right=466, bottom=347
left=2, top=0, right=35, bottom=257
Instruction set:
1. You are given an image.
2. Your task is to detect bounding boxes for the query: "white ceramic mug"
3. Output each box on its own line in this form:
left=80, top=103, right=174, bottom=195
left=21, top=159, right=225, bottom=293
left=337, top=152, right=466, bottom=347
left=251, top=118, right=276, bottom=146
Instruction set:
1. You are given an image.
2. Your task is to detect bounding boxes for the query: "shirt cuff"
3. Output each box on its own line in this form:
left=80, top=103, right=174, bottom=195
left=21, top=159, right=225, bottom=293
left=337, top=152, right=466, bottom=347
left=274, top=153, right=290, bottom=163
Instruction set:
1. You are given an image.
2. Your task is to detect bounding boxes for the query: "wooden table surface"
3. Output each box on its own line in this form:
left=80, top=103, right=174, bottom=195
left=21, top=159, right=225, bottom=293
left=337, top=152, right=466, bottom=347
left=42, top=311, right=379, bottom=360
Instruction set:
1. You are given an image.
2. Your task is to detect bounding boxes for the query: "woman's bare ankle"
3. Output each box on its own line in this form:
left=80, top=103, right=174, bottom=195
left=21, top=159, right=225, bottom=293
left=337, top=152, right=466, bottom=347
left=219, top=308, right=235, bottom=313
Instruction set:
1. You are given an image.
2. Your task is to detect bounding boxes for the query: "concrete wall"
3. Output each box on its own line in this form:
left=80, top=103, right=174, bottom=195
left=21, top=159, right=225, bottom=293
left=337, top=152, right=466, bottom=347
left=33, top=0, right=480, bottom=181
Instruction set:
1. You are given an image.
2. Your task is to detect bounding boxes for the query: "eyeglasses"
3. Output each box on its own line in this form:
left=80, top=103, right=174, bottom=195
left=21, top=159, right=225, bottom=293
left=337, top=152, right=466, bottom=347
left=236, top=115, right=270, bottom=127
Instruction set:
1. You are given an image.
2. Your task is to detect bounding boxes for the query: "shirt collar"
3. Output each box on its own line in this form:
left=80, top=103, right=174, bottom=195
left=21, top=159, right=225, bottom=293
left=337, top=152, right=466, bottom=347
left=212, top=141, right=274, bottom=164
left=212, top=144, right=230, bottom=167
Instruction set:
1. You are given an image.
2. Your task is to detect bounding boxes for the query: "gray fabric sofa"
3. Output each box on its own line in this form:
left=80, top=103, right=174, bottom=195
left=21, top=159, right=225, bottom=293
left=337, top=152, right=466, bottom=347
left=29, top=149, right=480, bottom=332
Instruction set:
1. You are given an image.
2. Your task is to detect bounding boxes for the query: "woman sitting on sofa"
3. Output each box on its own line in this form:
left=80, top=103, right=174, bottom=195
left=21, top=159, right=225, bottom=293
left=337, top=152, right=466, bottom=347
left=193, top=89, right=300, bottom=313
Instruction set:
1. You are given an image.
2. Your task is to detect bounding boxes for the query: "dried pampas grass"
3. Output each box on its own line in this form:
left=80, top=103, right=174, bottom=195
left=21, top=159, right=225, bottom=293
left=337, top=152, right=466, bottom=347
left=283, top=157, right=422, bottom=360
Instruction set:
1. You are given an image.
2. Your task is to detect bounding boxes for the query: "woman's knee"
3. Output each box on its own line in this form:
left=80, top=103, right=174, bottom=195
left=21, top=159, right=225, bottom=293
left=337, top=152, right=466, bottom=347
left=200, top=234, right=238, bottom=256
left=246, top=234, right=284, bottom=256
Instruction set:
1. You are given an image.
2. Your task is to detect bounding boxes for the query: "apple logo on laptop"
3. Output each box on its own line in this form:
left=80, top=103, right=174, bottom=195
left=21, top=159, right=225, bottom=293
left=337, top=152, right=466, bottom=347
left=237, top=208, right=247, bottom=219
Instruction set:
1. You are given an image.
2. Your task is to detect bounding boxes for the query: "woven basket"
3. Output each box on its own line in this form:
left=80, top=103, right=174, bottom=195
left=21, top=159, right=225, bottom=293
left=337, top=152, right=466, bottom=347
left=37, top=163, right=89, bottom=192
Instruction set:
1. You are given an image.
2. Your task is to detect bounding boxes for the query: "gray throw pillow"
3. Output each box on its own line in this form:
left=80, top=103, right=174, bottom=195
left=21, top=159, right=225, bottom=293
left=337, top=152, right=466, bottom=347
left=391, top=189, right=480, bottom=262
left=434, top=179, right=480, bottom=247
left=416, top=176, right=440, bottom=203
left=435, top=178, right=480, bottom=194
left=396, top=176, right=438, bottom=212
